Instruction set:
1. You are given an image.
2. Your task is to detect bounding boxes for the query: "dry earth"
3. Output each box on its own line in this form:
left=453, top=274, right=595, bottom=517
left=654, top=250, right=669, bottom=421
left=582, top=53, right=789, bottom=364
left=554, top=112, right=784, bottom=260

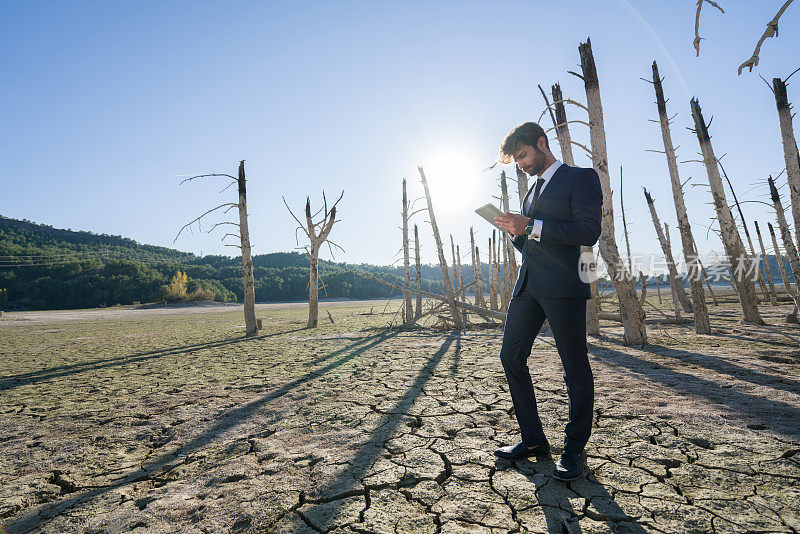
left=1, top=294, right=799, bottom=533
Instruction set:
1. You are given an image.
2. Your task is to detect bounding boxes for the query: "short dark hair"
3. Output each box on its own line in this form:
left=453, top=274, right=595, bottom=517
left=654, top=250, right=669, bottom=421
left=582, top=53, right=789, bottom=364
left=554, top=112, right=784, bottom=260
left=498, top=122, right=549, bottom=164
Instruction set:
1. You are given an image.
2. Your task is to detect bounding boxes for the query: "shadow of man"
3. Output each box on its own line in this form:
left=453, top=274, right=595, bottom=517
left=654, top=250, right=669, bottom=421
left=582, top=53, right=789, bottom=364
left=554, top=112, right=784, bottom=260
left=493, top=455, right=647, bottom=533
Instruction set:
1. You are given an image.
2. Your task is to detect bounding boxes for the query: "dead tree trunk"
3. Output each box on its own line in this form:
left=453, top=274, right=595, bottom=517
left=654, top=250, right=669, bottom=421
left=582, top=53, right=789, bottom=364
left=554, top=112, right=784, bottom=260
left=691, top=233, right=719, bottom=306
left=489, top=235, right=498, bottom=311
left=236, top=161, right=257, bottom=336
left=284, top=192, right=343, bottom=328
left=773, top=77, right=800, bottom=247
left=174, top=160, right=258, bottom=336
left=620, top=166, right=633, bottom=274
left=552, top=82, right=600, bottom=335
left=456, top=244, right=465, bottom=301
left=414, top=224, right=423, bottom=319
left=769, top=176, right=800, bottom=293
left=718, top=161, right=770, bottom=301
left=578, top=38, right=647, bottom=344
left=754, top=221, right=779, bottom=305
left=450, top=235, right=460, bottom=302
left=690, top=98, right=763, bottom=324
left=663, top=224, right=680, bottom=318
left=639, top=271, right=647, bottom=304
left=768, top=222, right=795, bottom=295
left=471, top=227, right=486, bottom=307
left=418, top=166, right=463, bottom=328
left=500, top=171, right=518, bottom=291
left=516, top=167, right=529, bottom=207
left=643, top=188, right=693, bottom=315
left=500, top=230, right=510, bottom=310
left=651, top=61, right=710, bottom=333
left=402, top=178, right=413, bottom=324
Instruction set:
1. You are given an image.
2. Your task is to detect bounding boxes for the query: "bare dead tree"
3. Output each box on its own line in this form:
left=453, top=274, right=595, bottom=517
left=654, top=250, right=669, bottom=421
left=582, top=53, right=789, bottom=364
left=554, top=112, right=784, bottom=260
left=768, top=222, right=795, bottom=295
left=456, top=244, right=465, bottom=303
left=515, top=167, right=529, bottom=207
left=643, top=188, right=693, bottom=318
left=691, top=233, right=720, bottom=306
left=401, top=178, right=413, bottom=324
left=418, top=166, right=462, bottom=328
left=550, top=82, right=600, bottom=335
left=414, top=224, right=423, bottom=319
left=489, top=233, right=498, bottom=311
left=739, top=1, right=796, bottom=74
left=450, top=235, right=460, bottom=302
left=620, top=166, right=633, bottom=274
left=283, top=191, right=344, bottom=328
left=471, top=227, right=486, bottom=307
left=772, top=76, right=800, bottom=247
left=499, top=170, right=518, bottom=297
left=174, top=160, right=257, bottom=336
left=694, top=0, right=725, bottom=57
left=717, top=161, right=770, bottom=301
left=754, top=221, right=779, bottom=305
left=690, top=98, right=763, bottom=324
left=769, top=176, right=800, bottom=292
left=577, top=37, right=647, bottom=344
left=650, top=60, right=711, bottom=333
left=639, top=271, right=648, bottom=305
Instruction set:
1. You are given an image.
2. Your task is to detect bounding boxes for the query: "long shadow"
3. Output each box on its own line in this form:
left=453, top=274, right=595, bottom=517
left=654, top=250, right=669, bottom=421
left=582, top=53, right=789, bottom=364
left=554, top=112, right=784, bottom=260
left=588, top=342, right=800, bottom=440
left=600, top=338, right=800, bottom=396
left=0, top=326, right=308, bottom=392
left=286, top=332, right=459, bottom=530
left=448, top=332, right=463, bottom=376
left=2, top=330, right=400, bottom=534
left=506, top=457, right=648, bottom=533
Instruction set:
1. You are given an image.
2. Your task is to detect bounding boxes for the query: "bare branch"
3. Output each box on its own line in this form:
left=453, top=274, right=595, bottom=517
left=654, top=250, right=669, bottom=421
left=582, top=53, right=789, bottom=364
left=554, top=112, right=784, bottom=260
left=544, top=120, right=590, bottom=134
left=178, top=173, right=237, bottom=185
left=694, top=0, right=725, bottom=57
left=282, top=196, right=311, bottom=239
left=738, top=0, right=795, bottom=75
left=207, top=221, right=240, bottom=233
left=173, top=203, right=238, bottom=243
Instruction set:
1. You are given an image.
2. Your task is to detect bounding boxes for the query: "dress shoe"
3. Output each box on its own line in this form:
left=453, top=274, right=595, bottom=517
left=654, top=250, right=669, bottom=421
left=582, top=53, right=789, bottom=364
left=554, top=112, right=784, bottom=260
left=494, top=439, right=551, bottom=461
left=554, top=449, right=587, bottom=480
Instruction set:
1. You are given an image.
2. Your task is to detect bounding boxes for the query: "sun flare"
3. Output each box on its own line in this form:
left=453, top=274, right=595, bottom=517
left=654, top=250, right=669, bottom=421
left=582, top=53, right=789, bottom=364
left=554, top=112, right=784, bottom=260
left=419, top=147, right=485, bottom=214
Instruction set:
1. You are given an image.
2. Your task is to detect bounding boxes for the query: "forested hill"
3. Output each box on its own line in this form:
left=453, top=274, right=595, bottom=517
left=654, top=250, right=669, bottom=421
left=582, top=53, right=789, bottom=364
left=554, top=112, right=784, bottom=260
left=0, top=216, right=445, bottom=311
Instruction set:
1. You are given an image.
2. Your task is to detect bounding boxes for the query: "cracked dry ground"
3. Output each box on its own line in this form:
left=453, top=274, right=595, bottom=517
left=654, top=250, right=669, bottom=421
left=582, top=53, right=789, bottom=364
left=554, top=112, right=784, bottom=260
left=1, top=298, right=800, bottom=533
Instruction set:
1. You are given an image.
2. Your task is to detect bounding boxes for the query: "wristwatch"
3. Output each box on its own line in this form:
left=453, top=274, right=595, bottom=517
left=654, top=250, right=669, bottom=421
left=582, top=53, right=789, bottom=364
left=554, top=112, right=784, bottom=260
left=524, top=223, right=535, bottom=238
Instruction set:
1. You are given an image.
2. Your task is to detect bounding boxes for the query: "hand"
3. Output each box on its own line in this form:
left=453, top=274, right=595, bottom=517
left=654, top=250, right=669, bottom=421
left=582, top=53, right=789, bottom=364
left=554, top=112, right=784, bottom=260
left=494, top=212, right=530, bottom=235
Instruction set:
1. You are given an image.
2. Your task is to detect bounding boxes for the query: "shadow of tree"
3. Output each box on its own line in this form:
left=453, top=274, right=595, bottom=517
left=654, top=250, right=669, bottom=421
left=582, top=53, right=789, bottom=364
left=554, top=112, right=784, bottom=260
left=284, top=332, right=460, bottom=531
left=0, top=326, right=309, bottom=392
left=588, top=341, right=800, bottom=440
left=2, top=330, right=400, bottom=533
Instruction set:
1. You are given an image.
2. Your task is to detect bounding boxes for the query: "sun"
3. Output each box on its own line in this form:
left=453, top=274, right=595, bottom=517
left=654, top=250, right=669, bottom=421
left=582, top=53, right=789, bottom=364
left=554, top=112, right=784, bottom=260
left=419, top=146, right=485, bottom=215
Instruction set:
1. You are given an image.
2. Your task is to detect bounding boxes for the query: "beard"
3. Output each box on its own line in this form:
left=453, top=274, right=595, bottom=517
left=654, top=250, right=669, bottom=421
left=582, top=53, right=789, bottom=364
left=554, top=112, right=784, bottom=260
left=527, top=147, right=547, bottom=176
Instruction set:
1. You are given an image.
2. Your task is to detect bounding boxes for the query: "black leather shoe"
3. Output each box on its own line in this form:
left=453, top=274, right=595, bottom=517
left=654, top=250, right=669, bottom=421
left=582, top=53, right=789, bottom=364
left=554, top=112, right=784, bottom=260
left=554, top=450, right=587, bottom=480
left=494, top=440, right=551, bottom=461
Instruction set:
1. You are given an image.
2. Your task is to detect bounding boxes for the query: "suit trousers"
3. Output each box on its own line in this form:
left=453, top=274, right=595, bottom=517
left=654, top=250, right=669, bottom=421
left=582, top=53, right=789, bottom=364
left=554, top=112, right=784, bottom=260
left=499, top=270, right=594, bottom=453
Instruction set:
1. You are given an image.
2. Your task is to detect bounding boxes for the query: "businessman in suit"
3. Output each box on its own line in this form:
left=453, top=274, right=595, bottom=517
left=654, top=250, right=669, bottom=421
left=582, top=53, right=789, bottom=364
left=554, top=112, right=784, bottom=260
left=492, top=122, right=603, bottom=480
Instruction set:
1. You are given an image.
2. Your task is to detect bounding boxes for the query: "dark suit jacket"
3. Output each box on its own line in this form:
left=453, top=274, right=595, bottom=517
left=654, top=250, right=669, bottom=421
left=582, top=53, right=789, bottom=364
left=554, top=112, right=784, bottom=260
left=511, top=164, right=603, bottom=299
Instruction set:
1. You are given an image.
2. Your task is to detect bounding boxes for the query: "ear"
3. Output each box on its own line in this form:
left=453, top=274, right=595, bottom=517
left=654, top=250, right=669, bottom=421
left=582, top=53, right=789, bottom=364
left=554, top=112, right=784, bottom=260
left=538, top=136, right=548, bottom=152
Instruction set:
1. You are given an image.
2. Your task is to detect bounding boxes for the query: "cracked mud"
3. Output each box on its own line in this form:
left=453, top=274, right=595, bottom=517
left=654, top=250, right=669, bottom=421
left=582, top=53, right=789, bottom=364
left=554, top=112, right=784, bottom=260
left=1, top=296, right=799, bottom=533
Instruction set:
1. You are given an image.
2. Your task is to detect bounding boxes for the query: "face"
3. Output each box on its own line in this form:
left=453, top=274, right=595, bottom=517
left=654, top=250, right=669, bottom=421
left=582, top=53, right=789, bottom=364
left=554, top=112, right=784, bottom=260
left=513, top=141, right=547, bottom=176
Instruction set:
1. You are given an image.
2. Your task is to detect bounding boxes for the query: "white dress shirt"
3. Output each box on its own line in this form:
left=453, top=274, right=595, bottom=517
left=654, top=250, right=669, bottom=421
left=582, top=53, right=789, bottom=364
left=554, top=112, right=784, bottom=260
left=525, top=159, right=562, bottom=241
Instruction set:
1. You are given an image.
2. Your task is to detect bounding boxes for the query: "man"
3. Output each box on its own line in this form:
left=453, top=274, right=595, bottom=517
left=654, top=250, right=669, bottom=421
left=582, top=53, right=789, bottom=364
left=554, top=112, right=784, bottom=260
left=492, top=121, right=603, bottom=480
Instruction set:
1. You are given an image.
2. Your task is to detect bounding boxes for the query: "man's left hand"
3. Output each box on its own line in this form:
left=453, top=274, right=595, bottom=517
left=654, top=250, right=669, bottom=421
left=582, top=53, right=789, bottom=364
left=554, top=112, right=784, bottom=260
left=494, top=212, right=530, bottom=236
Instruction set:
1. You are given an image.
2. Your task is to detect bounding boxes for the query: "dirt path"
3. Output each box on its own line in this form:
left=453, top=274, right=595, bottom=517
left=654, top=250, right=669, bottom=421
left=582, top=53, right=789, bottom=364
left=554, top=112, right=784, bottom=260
left=1, top=299, right=798, bottom=532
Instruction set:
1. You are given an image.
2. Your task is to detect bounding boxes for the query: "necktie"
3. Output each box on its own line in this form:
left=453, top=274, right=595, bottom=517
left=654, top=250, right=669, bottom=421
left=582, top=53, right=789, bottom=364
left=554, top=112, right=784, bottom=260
left=527, top=177, right=545, bottom=215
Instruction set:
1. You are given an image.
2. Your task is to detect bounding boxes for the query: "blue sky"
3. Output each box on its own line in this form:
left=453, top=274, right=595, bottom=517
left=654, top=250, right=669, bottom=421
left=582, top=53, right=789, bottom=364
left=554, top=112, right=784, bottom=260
left=1, top=1, right=798, bottom=265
